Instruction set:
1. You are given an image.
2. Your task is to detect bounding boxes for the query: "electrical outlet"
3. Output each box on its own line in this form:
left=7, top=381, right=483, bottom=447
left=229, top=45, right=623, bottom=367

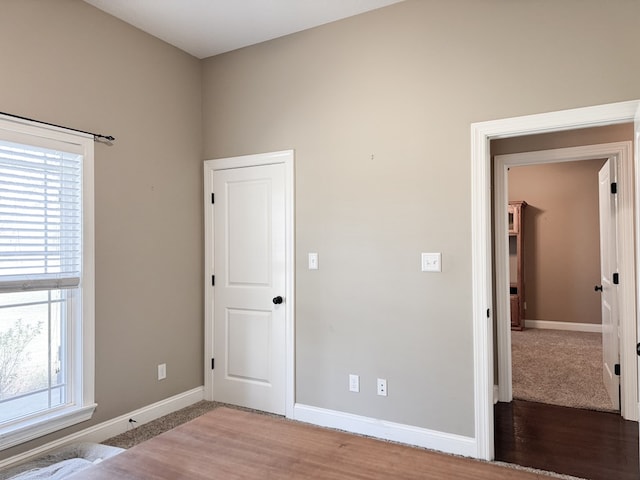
left=377, top=378, right=387, bottom=396
left=349, top=374, right=360, bottom=393
left=158, top=363, right=166, bottom=380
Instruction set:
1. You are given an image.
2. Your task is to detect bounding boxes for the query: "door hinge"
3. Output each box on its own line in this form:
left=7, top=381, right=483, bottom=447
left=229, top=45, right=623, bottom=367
left=614, top=363, right=620, bottom=376
left=211, top=193, right=215, bottom=204
left=212, top=275, right=215, bottom=286
left=486, top=308, right=490, bottom=318
left=613, top=273, right=619, bottom=285
left=611, top=182, right=617, bottom=194
left=211, top=358, right=215, bottom=370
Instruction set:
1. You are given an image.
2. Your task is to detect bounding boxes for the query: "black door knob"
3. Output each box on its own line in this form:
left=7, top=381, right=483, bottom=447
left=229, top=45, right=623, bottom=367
left=637, top=343, right=640, bottom=356
left=272, top=296, right=283, bottom=305
left=594, top=285, right=603, bottom=292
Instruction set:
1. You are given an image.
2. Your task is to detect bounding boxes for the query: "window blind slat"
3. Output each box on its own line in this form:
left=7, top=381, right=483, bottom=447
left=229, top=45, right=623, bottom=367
left=0, top=276, right=80, bottom=292
left=0, top=139, right=82, bottom=291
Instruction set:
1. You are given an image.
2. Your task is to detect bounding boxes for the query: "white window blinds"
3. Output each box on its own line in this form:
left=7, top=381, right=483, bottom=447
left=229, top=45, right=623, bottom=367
left=0, top=139, right=82, bottom=292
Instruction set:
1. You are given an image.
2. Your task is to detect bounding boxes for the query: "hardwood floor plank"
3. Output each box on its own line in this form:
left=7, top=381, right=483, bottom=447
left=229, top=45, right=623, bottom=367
left=70, top=407, right=564, bottom=480
left=495, top=400, right=639, bottom=480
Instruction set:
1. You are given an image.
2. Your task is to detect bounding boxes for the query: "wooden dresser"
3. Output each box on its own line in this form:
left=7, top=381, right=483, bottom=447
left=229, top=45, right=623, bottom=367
left=509, top=201, right=526, bottom=330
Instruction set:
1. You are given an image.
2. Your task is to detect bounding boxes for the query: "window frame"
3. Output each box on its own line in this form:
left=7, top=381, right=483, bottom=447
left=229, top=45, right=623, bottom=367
left=0, top=115, right=95, bottom=450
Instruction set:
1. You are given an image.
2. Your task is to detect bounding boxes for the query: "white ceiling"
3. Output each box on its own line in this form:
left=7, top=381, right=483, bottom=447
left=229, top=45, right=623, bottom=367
left=83, top=0, right=405, bottom=59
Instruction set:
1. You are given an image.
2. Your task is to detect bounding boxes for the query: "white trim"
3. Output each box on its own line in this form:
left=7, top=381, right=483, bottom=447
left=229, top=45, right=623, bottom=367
left=523, top=320, right=603, bottom=333
left=284, top=154, right=296, bottom=418
left=0, top=405, right=97, bottom=451
left=293, top=403, right=477, bottom=458
left=494, top=141, right=636, bottom=419
left=471, top=99, right=640, bottom=461
left=470, top=110, right=496, bottom=462
left=493, top=385, right=499, bottom=405
left=207, top=150, right=292, bottom=170
left=203, top=150, right=295, bottom=419
left=0, top=387, right=204, bottom=471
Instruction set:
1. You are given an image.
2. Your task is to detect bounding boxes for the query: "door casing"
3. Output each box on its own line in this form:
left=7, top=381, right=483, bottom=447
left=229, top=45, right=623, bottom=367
left=493, top=142, right=635, bottom=419
left=203, top=150, right=295, bottom=418
left=471, top=99, right=640, bottom=461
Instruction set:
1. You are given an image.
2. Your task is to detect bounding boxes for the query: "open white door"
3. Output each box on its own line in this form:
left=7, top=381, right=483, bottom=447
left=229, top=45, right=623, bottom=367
left=598, top=158, right=620, bottom=410
left=635, top=105, right=640, bottom=431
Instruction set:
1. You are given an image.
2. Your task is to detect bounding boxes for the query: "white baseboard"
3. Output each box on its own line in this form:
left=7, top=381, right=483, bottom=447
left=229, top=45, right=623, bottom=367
left=0, top=386, right=204, bottom=470
left=293, top=403, right=477, bottom=458
left=524, top=319, right=602, bottom=333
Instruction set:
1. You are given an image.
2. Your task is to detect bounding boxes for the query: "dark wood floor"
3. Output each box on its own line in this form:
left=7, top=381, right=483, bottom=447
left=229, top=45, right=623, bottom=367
left=495, top=400, right=639, bottom=480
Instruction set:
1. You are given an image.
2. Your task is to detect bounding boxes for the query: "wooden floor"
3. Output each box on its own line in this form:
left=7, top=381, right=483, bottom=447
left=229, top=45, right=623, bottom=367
left=71, top=406, right=566, bottom=480
left=495, top=400, right=640, bottom=480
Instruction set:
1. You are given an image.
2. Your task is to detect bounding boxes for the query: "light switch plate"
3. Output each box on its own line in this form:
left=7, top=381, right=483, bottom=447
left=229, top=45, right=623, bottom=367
left=308, top=252, right=318, bottom=270
left=421, top=252, right=442, bottom=272
left=349, top=374, right=360, bottom=393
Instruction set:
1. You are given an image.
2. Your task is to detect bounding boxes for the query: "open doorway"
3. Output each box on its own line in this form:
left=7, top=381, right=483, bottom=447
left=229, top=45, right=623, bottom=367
left=491, top=125, right=637, bottom=419
left=490, top=125, right=639, bottom=479
left=508, top=158, right=615, bottom=412
left=470, top=99, right=640, bottom=471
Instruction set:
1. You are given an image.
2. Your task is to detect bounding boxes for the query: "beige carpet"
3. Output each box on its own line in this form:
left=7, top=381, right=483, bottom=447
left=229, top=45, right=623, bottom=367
left=511, top=328, right=616, bottom=412
left=103, top=401, right=220, bottom=449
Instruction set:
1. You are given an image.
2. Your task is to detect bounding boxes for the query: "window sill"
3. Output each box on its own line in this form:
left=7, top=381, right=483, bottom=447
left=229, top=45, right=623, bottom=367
left=0, top=403, right=97, bottom=451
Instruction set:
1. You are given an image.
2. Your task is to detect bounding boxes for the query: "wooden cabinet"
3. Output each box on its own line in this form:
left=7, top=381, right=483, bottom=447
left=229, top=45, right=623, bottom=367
left=510, top=294, right=520, bottom=329
left=509, top=201, right=526, bottom=330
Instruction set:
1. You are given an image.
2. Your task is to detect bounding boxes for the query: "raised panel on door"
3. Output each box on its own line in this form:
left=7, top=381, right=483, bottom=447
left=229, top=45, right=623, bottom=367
left=227, top=180, right=271, bottom=287
left=226, top=308, right=272, bottom=384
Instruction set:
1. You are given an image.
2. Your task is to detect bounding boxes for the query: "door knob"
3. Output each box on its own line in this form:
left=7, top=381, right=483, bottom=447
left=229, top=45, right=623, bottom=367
left=594, top=285, right=603, bottom=292
left=272, top=296, right=283, bottom=305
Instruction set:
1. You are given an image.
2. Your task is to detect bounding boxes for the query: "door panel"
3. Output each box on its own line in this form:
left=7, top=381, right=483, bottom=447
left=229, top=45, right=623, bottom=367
left=212, top=163, right=286, bottom=414
left=227, top=181, right=271, bottom=285
left=598, top=159, right=620, bottom=410
left=226, top=308, right=272, bottom=383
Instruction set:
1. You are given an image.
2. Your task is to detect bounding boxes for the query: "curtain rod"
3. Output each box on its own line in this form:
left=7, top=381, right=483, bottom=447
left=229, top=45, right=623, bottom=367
left=0, top=111, right=115, bottom=142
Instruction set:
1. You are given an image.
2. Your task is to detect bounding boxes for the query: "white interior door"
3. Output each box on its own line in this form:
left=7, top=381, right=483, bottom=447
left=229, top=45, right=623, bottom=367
left=598, top=158, right=620, bottom=410
left=635, top=104, right=640, bottom=429
left=208, top=159, right=287, bottom=415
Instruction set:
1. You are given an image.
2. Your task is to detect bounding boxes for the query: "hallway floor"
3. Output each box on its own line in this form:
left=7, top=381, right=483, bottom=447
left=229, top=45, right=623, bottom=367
left=495, top=400, right=639, bottom=480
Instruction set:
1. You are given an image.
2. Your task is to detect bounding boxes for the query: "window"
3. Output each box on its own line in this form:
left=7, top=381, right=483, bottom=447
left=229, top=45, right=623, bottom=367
left=0, top=116, right=95, bottom=450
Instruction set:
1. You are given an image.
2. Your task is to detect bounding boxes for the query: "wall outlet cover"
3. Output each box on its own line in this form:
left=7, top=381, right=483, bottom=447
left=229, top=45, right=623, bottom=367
left=377, top=378, right=387, bottom=396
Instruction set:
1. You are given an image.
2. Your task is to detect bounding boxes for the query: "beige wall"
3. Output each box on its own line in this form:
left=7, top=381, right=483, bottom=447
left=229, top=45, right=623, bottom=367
left=495, top=124, right=633, bottom=326
left=202, top=0, right=640, bottom=437
left=0, top=1, right=203, bottom=459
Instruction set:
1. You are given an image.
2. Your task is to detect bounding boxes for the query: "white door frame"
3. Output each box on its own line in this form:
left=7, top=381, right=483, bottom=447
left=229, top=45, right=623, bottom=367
left=493, top=142, right=636, bottom=420
left=203, top=150, right=295, bottom=418
left=471, top=100, right=640, bottom=460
